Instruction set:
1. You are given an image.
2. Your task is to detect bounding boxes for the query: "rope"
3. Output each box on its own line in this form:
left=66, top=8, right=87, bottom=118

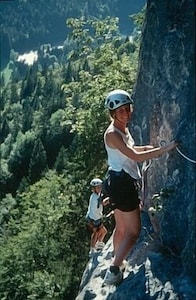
left=160, top=139, right=196, bottom=164
left=141, top=160, right=152, bottom=204
left=176, top=147, right=196, bottom=164
left=140, top=138, right=195, bottom=205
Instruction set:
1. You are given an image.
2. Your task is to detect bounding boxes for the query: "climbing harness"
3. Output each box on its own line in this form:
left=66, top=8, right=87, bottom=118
left=104, top=210, right=114, bottom=219
left=141, top=160, right=152, bottom=204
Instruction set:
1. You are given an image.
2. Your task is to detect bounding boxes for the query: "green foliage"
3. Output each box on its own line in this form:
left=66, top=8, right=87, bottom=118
left=130, top=4, right=146, bottom=31
left=0, top=0, right=136, bottom=68
left=0, top=171, right=88, bottom=299
left=0, top=12, right=143, bottom=299
left=8, top=131, right=36, bottom=186
left=28, top=138, right=48, bottom=184
left=60, top=17, right=140, bottom=179
left=150, top=188, right=174, bottom=212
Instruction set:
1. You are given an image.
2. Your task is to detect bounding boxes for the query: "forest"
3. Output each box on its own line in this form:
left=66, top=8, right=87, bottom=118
left=0, top=0, right=145, bottom=68
left=0, top=8, right=144, bottom=300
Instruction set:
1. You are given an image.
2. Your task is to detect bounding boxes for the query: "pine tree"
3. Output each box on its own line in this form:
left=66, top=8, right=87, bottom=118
left=28, top=138, right=48, bottom=184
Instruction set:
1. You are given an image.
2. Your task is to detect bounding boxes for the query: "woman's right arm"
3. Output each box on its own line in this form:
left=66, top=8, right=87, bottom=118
left=106, top=131, right=178, bottom=163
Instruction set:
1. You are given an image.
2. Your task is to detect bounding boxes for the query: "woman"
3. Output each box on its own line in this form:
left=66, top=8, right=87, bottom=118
left=103, top=89, right=178, bottom=285
left=86, top=178, right=109, bottom=257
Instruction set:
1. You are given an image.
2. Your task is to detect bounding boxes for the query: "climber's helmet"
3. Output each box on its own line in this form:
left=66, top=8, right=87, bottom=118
left=105, top=89, right=134, bottom=111
left=90, top=178, right=103, bottom=187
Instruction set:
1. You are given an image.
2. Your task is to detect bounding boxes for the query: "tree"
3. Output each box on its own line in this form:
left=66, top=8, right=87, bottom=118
left=8, top=131, right=35, bottom=193
left=10, top=82, right=19, bottom=104
left=0, top=171, right=88, bottom=300
left=54, top=146, right=69, bottom=173
left=28, top=138, right=48, bottom=184
left=0, top=14, right=143, bottom=299
left=61, top=17, right=140, bottom=177
left=20, top=67, right=37, bottom=99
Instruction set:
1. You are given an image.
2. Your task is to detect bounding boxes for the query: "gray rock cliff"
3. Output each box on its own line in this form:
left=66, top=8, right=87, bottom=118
left=76, top=0, right=196, bottom=299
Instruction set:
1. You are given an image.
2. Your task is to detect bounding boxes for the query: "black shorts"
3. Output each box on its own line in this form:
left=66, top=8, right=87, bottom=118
left=86, top=216, right=103, bottom=231
left=103, top=169, right=141, bottom=212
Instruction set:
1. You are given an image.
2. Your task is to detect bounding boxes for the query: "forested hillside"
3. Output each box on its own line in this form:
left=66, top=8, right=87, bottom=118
left=1, top=0, right=195, bottom=299
left=0, top=0, right=145, bottom=68
left=0, top=12, right=143, bottom=299
left=76, top=0, right=196, bottom=298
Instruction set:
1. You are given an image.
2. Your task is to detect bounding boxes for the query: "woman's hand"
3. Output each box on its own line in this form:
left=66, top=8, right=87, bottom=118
left=164, top=140, right=178, bottom=151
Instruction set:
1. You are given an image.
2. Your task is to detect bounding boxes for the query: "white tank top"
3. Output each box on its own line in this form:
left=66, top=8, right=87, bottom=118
left=86, top=192, right=103, bottom=221
left=104, top=124, right=141, bottom=180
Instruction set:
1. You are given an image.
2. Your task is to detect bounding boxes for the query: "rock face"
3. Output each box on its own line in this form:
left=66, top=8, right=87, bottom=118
left=133, top=0, right=195, bottom=279
left=76, top=0, right=196, bottom=298
left=76, top=213, right=196, bottom=299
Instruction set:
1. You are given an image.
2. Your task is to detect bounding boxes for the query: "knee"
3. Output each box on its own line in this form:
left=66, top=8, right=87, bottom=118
left=103, top=226, right=108, bottom=235
left=100, top=226, right=107, bottom=235
left=128, top=229, right=140, bottom=243
left=116, top=225, right=140, bottom=242
left=92, top=228, right=97, bottom=234
left=115, top=227, right=127, bottom=238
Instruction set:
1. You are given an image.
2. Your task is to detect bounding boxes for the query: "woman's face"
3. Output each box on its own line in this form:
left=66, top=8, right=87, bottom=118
left=94, top=185, right=102, bottom=194
left=113, top=104, right=133, bottom=123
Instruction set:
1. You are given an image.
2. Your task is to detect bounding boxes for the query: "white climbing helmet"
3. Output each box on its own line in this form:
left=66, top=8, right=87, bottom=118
left=105, top=89, right=133, bottom=110
left=90, top=178, right=103, bottom=186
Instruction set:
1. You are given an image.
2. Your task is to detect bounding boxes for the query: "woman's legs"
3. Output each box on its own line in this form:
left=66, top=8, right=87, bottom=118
left=112, top=207, right=141, bottom=267
left=97, top=225, right=107, bottom=242
left=90, top=223, right=107, bottom=249
left=90, top=228, right=99, bottom=248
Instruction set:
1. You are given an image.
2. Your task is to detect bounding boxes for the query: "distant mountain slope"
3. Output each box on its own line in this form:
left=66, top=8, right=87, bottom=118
left=0, top=0, right=145, bottom=67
